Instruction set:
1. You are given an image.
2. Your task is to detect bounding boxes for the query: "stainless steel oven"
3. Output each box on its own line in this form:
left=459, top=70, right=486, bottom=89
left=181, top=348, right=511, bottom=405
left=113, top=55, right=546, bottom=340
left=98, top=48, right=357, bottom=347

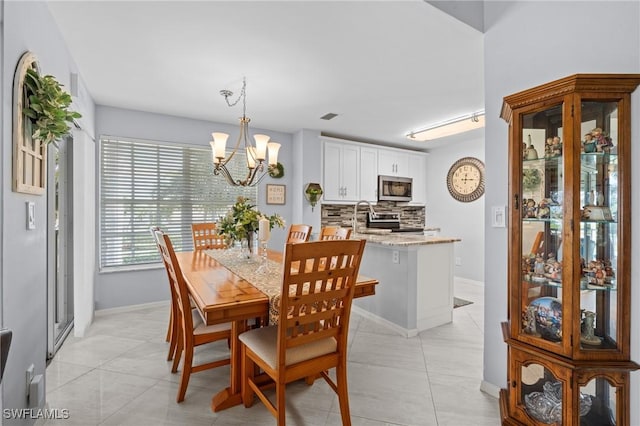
left=378, top=175, right=412, bottom=202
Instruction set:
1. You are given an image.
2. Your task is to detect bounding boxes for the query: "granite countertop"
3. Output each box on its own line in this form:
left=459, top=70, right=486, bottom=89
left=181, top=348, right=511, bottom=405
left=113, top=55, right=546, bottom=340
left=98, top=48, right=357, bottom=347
left=351, top=232, right=460, bottom=247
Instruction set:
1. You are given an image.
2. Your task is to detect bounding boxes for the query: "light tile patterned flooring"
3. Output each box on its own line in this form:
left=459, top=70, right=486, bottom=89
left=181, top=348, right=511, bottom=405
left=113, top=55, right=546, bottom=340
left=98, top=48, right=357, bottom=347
left=45, top=279, right=500, bottom=425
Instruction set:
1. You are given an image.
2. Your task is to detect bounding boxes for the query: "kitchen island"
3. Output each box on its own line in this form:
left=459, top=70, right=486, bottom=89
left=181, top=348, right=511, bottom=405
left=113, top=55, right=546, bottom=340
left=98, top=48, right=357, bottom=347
left=351, top=231, right=461, bottom=337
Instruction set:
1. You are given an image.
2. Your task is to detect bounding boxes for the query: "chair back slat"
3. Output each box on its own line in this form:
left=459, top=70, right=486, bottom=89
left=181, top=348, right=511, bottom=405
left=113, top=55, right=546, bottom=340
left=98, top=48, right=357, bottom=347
left=191, top=223, right=226, bottom=250
left=319, top=226, right=352, bottom=240
left=277, top=239, right=366, bottom=365
left=286, top=224, right=313, bottom=243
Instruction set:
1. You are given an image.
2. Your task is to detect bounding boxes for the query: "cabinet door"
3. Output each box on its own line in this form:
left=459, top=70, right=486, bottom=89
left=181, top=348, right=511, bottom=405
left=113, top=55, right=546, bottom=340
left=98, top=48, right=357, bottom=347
left=377, top=149, right=397, bottom=175
left=360, top=147, right=378, bottom=202
left=577, top=100, right=624, bottom=358
left=515, top=102, right=569, bottom=356
left=323, top=142, right=343, bottom=201
left=394, top=152, right=409, bottom=176
left=341, top=144, right=360, bottom=201
left=408, top=154, right=426, bottom=205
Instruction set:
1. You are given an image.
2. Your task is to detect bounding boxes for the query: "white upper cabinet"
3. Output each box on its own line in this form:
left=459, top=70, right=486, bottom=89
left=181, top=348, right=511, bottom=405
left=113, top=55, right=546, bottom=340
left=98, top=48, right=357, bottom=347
left=323, top=141, right=360, bottom=202
left=378, top=148, right=409, bottom=176
left=408, top=154, right=427, bottom=205
left=323, top=138, right=427, bottom=204
left=359, top=147, right=378, bottom=202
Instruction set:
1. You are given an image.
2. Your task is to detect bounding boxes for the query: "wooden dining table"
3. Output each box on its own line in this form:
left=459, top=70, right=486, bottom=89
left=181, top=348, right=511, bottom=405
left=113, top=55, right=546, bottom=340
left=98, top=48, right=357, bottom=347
left=175, top=249, right=378, bottom=413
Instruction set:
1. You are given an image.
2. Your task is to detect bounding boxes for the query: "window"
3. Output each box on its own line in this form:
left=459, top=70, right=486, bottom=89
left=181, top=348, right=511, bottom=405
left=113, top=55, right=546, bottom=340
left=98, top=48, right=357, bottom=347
left=100, top=136, right=256, bottom=270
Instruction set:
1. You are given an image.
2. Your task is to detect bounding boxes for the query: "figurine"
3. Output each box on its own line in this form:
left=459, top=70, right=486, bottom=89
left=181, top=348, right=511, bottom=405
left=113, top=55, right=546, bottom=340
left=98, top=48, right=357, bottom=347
left=525, top=198, right=537, bottom=218
left=544, top=137, right=554, bottom=158
left=591, top=127, right=613, bottom=152
left=551, top=136, right=562, bottom=157
left=537, top=199, right=550, bottom=218
left=534, top=255, right=546, bottom=276
left=524, top=305, right=540, bottom=336
left=582, top=133, right=596, bottom=153
left=580, top=310, right=602, bottom=345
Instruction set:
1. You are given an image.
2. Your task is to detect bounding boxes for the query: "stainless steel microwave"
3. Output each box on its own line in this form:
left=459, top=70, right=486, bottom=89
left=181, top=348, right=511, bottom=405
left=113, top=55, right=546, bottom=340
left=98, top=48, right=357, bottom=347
left=378, top=175, right=413, bottom=202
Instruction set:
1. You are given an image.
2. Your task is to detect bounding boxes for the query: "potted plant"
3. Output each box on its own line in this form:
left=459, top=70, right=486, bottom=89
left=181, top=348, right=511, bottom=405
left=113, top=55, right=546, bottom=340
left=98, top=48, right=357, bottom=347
left=23, top=68, right=81, bottom=145
left=304, top=183, right=323, bottom=211
left=218, top=197, right=285, bottom=254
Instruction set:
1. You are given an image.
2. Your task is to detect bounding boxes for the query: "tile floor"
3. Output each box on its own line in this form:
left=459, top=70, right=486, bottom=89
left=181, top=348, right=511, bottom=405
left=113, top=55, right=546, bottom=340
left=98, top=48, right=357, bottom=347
left=44, top=279, right=500, bottom=425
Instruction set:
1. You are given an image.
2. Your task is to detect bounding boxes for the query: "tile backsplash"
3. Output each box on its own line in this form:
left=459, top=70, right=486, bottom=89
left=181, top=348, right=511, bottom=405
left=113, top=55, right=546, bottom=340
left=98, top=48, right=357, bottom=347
left=321, top=201, right=425, bottom=228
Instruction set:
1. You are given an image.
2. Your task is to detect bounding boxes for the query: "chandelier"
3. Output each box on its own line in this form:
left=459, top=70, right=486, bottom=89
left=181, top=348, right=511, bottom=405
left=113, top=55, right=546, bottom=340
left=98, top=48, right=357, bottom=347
left=210, top=78, right=280, bottom=187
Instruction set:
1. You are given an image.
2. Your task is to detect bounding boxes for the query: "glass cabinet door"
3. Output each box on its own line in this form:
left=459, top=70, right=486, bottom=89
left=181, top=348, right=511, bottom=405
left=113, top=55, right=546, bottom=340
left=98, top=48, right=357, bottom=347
left=578, top=101, right=619, bottom=352
left=518, top=104, right=565, bottom=349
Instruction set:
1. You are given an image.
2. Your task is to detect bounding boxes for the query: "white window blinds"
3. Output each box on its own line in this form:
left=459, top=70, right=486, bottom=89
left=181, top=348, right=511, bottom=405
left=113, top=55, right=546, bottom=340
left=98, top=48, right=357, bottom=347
left=100, top=136, right=257, bottom=270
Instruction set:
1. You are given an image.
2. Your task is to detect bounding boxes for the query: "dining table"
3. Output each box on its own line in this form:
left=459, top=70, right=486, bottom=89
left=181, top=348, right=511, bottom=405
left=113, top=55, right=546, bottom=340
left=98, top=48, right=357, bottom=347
left=175, top=247, right=378, bottom=413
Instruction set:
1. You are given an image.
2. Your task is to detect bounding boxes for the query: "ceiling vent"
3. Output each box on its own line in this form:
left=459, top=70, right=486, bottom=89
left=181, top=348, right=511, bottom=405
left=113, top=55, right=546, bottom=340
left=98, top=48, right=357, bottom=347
left=320, top=113, right=338, bottom=120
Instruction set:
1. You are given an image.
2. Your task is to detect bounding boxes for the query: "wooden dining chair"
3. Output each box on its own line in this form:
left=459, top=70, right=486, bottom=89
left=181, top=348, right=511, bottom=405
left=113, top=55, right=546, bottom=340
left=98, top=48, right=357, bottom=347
left=191, top=222, right=226, bottom=250
left=154, top=229, right=232, bottom=403
left=150, top=226, right=181, bottom=361
left=239, top=239, right=367, bottom=425
left=319, top=226, right=352, bottom=241
left=286, top=224, right=312, bottom=243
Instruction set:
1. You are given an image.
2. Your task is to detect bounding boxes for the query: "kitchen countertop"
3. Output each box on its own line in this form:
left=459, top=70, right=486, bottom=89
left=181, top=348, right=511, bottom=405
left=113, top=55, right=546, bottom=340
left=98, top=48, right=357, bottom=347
left=352, top=232, right=460, bottom=246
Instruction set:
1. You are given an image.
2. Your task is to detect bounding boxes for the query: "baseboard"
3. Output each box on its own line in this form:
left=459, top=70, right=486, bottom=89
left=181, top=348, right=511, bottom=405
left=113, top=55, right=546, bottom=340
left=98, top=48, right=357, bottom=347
left=480, top=379, right=501, bottom=399
left=352, top=306, right=419, bottom=338
left=95, top=300, right=169, bottom=317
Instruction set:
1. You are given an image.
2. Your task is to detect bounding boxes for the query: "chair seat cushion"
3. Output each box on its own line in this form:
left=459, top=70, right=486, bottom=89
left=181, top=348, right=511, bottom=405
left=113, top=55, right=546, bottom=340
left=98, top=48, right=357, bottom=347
left=192, top=310, right=230, bottom=335
left=239, top=326, right=337, bottom=370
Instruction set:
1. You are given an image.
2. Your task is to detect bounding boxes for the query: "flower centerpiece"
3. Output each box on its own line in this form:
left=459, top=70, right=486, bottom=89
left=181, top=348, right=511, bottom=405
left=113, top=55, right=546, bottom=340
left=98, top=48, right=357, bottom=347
left=218, top=197, right=284, bottom=253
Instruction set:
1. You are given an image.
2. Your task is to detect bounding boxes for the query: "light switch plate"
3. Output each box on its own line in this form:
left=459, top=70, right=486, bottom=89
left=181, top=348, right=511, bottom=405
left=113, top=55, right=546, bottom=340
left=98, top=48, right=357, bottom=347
left=492, top=205, right=506, bottom=228
left=26, top=202, right=35, bottom=230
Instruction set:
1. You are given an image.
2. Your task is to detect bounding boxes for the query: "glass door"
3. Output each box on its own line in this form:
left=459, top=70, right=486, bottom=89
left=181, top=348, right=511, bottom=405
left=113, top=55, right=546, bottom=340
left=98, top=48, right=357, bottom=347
left=47, top=137, right=74, bottom=360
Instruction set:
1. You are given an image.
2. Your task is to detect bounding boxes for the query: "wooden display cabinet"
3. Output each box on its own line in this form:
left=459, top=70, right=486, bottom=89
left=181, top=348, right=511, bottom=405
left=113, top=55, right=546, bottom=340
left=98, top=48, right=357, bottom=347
left=500, top=75, right=640, bottom=425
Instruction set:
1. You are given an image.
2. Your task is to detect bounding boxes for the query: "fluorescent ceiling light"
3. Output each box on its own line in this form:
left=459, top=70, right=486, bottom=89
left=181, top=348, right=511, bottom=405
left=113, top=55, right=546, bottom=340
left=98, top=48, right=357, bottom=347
left=407, top=110, right=485, bottom=141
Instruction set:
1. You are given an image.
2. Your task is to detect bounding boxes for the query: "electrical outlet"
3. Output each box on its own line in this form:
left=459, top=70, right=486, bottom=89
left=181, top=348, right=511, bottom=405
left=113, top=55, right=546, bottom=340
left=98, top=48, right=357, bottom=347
left=392, top=250, right=399, bottom=264
left=455, top=257, right=462, bottom=266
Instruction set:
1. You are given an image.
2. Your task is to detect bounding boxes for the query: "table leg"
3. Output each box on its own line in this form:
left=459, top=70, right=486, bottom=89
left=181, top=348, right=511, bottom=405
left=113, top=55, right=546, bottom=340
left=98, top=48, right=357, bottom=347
left=211, top=319, right=247, bottom=412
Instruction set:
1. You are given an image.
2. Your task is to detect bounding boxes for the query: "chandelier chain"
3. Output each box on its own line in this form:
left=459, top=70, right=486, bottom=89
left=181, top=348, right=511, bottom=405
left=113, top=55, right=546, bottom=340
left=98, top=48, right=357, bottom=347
left=221, top=78, right=247, bottom=117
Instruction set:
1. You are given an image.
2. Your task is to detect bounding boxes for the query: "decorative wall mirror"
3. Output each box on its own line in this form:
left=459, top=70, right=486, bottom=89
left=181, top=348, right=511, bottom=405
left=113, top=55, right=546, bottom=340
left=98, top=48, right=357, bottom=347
left=13, top=51, right=46, bottom=195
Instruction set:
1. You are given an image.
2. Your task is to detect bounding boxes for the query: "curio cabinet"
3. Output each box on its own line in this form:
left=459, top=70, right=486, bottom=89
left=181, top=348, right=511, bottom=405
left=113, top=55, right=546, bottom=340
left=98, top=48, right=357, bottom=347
left=499, top=74, right=640, bottom=426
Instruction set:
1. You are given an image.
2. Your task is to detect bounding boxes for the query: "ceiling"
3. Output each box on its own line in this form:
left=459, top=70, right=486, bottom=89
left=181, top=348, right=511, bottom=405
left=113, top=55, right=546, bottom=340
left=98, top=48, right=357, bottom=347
left=46, top=0, right=484, bottom=151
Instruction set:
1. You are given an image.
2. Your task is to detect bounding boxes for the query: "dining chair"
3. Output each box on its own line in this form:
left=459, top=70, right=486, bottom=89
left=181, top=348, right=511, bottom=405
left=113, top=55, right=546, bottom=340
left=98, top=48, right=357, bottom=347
left=154, top=228, right=232, bottom=403
left=285, top=224, right=312, bottom=243
left=239, top=239, right=367, bottom=425
left=319, top=226, right=352, bottom=240
left=149, top=226, right=181, bottom=361
left=191, top=222, right=226, bottom=250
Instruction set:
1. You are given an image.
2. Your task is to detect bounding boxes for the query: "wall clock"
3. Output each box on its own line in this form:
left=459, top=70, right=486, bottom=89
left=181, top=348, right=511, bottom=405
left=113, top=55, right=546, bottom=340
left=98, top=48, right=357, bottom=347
left=446, top=157, right=485, bottom=202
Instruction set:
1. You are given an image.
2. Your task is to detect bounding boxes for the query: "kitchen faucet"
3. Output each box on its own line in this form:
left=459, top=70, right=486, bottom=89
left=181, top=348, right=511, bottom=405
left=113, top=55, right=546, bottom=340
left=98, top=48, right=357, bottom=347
left=352, top=200, right=376, bottom=233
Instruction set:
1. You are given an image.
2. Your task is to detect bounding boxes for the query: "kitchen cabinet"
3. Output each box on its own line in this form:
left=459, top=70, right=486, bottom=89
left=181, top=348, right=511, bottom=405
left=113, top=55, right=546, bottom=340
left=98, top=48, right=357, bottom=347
left=408, top=154, right=427, bottom=205
left=500, top=74, right=640, bottom=426
left=323, top=141, right=360, bottom=201
left=359, top=146, right=378, bottom=202
left=322, top=138, right=427, bottom=204
left=378, top=148, right=409, bottom=176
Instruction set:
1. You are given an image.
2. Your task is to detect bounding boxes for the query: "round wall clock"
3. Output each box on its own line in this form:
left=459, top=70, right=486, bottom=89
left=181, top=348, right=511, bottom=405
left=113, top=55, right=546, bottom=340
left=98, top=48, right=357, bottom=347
left=446, top=157, right=485, bottom=202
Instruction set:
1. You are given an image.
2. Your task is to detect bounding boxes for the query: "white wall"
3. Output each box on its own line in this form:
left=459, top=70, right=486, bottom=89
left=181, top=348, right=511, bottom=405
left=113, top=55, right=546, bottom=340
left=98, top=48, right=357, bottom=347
left=1, top=1, right=96, bottom=420
left=483, top=2, right=640, bottom=423
left=426, top=133, right=484, bottom=282
left=94, top=106, right=294, bottom=309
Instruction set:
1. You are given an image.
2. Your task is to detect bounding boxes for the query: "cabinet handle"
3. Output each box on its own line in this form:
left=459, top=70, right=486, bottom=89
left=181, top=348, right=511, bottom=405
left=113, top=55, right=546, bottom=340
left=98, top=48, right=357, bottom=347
left=514, top=194, right=519, bottom=210
left=511, top=380, right=517, bottom=388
